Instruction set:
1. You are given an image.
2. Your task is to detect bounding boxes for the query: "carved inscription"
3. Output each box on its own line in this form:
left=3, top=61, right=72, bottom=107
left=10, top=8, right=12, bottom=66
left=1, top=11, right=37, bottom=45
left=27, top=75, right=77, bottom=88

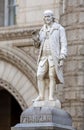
left=21, top=114, right=52, bottom=123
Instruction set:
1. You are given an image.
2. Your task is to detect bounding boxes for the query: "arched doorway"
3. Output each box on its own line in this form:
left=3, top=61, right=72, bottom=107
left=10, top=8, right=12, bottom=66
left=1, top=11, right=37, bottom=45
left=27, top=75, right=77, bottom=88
left=0, top=89, right=22, bottom=130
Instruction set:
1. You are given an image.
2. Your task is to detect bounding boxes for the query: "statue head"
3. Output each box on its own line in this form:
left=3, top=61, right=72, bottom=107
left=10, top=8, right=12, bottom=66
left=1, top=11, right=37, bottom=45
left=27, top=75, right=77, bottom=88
left=43, top=10, right=55, bottom=25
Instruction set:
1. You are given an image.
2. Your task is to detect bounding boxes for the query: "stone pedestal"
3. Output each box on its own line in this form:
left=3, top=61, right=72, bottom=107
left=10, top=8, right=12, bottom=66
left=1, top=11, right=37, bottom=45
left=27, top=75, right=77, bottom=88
left=11, top=101, right=76, bottom=130
left=33, top=100, right=61, bottom=108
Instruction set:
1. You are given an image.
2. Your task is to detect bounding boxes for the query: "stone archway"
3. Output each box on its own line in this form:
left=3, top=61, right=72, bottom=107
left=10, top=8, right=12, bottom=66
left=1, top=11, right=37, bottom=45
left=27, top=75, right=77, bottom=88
left=0, top=59, right=37, bottom=110
left=0, top=78, right=27, bottom=110
left=0, top=44, right=38, bottom=110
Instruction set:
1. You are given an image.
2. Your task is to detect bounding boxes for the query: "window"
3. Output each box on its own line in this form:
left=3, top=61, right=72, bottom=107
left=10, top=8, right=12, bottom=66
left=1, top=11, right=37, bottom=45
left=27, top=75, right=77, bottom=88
left=8, top=0, right=16, bottom=25
left=0, top=0, right=4, bottom=26
left=4, top=0, right=17, bottom=26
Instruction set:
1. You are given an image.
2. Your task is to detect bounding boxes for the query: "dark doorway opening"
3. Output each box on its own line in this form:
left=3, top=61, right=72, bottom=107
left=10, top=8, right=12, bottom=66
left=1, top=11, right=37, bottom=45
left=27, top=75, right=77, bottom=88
left=0, top=89, right=22, bottom=130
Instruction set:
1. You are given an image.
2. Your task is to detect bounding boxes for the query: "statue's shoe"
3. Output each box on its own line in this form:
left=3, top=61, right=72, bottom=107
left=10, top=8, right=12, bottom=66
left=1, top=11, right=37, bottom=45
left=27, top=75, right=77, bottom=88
left=49, top=96, right=54, bottom=101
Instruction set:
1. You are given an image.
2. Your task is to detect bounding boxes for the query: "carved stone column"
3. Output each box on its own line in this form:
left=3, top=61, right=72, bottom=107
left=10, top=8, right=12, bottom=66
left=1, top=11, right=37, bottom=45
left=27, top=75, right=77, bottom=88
left=60, top=0, right=84, bottom=130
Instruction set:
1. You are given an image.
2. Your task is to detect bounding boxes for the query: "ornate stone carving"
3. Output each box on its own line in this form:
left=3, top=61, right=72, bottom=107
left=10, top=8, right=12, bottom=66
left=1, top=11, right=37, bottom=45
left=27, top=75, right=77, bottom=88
left=0, top=47, right=37, bottom=88
left=0, top=25, right=40, bottom=41
left=0, top=79, right=27, bottom=110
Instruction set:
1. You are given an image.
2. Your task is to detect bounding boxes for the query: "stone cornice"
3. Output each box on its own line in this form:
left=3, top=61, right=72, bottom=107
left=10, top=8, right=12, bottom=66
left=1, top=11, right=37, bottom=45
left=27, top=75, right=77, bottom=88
left=0, top=24, right=41, bottom=41
left=0, top=38, right=33, bottom=47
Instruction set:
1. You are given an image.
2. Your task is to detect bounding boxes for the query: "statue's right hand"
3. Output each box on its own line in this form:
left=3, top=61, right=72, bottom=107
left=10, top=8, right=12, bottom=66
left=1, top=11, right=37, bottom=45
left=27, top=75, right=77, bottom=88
left=32, top=34, right=39, bottom=42
left=31, top=30, right=39, bottom=42
left=31, top=30, right=40, bottom=48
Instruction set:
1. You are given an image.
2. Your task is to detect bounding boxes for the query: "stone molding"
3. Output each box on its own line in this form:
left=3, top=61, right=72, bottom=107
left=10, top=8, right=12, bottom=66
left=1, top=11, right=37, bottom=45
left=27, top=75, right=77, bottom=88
left=0, top=46, right=37, bottom=89
left=0, top=79, right=27, bottom=110
left=0, top=25, right=41, bottom=41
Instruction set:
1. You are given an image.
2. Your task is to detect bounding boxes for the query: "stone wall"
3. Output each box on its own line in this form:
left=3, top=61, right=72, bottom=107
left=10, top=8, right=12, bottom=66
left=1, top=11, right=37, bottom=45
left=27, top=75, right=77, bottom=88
left=16, top=0, right=60, bottom=26
left=60, top=0, right=84, bottom=130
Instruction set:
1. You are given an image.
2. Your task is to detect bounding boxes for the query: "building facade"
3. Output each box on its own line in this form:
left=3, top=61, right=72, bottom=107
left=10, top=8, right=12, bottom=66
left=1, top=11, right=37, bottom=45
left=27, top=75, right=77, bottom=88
left=0, top=0, right=84, bottom=130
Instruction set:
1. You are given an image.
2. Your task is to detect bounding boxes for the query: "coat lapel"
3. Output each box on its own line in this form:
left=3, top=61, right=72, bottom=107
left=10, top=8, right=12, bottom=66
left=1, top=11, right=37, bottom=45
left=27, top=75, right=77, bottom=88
left=50, top=23, right=60, bottom=35
left=41, top=23, right=60, bottom=36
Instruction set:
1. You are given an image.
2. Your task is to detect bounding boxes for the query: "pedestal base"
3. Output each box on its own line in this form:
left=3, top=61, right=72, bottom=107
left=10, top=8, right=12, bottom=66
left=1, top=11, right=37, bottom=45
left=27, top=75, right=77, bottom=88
left=11, top=106, right=76, bottom=130
left=12, top=122, right=75, bottom=130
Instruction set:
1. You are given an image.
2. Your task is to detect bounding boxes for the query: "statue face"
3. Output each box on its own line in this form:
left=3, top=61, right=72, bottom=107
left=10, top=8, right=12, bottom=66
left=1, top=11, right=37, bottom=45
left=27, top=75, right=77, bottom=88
left=44, top=15, right=53, bottom=25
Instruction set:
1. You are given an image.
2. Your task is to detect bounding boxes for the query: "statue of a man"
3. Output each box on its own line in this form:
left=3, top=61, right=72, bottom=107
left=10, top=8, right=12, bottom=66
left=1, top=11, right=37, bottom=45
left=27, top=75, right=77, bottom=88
left=32, top=10, right=67, bottom=101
